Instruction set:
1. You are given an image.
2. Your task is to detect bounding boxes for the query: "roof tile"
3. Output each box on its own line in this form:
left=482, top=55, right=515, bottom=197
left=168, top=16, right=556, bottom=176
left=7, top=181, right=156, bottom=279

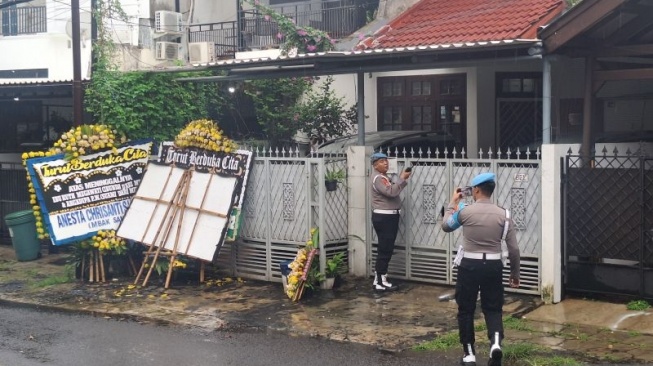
left=359, top=0, right=565, bottom=49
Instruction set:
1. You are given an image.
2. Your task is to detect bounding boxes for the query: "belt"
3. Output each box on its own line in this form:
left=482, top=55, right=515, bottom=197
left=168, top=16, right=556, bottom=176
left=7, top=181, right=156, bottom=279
left=463, top=252, right=502, bottom=260
left=373, top=209, right=401, bottom=215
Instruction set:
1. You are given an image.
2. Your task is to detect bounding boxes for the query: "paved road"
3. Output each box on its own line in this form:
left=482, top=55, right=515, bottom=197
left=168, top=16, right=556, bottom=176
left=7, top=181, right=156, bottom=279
left=0, top=305, right=458, bottom=366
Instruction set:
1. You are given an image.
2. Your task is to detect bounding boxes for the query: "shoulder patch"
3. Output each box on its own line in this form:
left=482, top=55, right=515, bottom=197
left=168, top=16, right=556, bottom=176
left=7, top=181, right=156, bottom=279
left=381, top=176, right=391, bottom=186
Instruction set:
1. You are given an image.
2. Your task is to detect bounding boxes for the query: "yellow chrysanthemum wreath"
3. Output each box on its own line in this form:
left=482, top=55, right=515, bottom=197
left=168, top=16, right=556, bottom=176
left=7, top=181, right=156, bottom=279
left=80, top=230, right=127, bottom=255
left=286, top=227, right=319, bottom=300
left=21, top=124, right=126, bottom=239
left=174, top=119, right=237, bottom=153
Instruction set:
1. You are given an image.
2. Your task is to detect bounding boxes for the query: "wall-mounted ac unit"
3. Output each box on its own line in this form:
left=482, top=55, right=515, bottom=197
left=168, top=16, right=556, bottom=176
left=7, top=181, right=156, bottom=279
left=189, top=42, right=216, bottom=63
left=155, top=42, right=181, bottom=60
left=155, top=11, right=182, bottom=33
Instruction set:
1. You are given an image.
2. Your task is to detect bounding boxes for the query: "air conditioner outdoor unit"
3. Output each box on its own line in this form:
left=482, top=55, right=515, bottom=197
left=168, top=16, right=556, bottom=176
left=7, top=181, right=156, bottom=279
left=155, top=41, right=181, bottom=60
left=155, top=11, right=182, bottom=33
left=189, top=42, right=216, bottom=63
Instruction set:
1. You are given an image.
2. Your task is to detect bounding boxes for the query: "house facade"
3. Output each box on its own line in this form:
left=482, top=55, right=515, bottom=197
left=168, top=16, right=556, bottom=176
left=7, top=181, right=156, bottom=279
left=0, top=0, right=376, bottom=162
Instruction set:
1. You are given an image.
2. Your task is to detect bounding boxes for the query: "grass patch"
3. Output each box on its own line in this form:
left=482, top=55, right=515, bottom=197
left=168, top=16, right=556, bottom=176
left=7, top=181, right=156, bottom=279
left=503, top=316, right=534, bottom=332
left=628, top=331, right=641, bottom=337
left=502, top=343, right=545, bottom=361
left=24, top=268, right=39, bottom=277
left=29, top=265, right=74, bottom=288
left=0, top=261, right=14, bottom=271
left=525, top=356, right=582, bottom=366
left=627, top=300, right=650, bottom=311
left=413, top=331, right=459, bottom=351
left=474, top=322, right=487, bottom=332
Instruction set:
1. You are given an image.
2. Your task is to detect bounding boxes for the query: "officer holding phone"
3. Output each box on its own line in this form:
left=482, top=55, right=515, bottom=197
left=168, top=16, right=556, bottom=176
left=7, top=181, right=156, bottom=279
left=370, top=152, right=411, bottom=291
left=441, top=172, right=520, bottom=366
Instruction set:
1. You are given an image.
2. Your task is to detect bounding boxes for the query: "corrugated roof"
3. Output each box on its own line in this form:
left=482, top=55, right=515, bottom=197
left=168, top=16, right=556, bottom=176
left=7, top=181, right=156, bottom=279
left=192, top=39, right=535, bottom=68
left=357, top=0, right=565, bottom=50
left=0, top=79, right=89, bottom=86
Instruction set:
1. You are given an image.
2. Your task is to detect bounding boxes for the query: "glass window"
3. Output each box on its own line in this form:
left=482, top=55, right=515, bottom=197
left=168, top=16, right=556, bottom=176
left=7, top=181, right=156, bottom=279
left=411, top=81, right=431, bottom=96
left=503, top=79, right=522, bottom=93
left=523, top=78, right=535, bottom=92
left=441, top=79, right=462, bottom=95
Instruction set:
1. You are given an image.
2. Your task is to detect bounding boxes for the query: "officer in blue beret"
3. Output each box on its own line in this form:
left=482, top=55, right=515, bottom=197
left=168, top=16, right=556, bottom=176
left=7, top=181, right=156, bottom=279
left=441, top=172, right=520, bottom=366
left=369, top=152, right=411, bottom=291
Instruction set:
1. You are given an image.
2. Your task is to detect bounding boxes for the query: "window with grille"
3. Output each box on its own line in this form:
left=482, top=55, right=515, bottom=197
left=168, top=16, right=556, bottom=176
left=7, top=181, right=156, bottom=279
left=377, top=74, right=466, bottom=144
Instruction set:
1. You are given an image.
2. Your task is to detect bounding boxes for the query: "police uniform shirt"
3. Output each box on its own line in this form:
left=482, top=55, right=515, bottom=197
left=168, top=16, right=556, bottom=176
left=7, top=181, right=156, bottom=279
left=442, top=199, right=520, bottom=280
left=370, top=168, right=407, bottom=210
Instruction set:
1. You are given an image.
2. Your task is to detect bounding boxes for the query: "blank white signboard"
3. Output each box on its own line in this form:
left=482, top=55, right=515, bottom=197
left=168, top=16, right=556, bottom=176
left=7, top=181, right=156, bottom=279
left=117, top=163, right=237, bottom=262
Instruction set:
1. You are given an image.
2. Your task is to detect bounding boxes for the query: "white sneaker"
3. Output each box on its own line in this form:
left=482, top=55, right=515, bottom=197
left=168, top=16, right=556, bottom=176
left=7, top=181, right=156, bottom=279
left=381, top=274, right=393, bottom=288
left=372, top=274, right=386, bottom=291
left=373, top=283, right=387, bottom=291
left=489, top=343, right=502, bottom=366
left=461, top=354, right=476, bottom=365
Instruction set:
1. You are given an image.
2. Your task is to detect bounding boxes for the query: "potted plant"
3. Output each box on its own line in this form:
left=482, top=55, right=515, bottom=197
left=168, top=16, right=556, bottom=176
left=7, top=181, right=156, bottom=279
left=324, top=167, right=345, bottom=192
left=321, top=252, right=345, bottom=289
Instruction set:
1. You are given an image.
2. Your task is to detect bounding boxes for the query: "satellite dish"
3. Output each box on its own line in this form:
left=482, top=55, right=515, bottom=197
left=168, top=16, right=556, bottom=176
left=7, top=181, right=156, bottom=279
left=65, top=11, right=92, bottom=43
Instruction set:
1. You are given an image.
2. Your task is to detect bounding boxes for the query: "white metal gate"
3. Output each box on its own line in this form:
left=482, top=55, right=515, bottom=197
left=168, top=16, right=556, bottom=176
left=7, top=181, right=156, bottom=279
left=217, top=149, right=348, bottom=282
left=368, top=148, right=542, bottom=294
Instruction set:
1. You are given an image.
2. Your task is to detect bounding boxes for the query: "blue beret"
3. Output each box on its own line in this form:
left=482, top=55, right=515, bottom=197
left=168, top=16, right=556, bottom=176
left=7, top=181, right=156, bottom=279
left=370, top=152, right=388, bottom=163
left=470, top=172, right=496, bottom=186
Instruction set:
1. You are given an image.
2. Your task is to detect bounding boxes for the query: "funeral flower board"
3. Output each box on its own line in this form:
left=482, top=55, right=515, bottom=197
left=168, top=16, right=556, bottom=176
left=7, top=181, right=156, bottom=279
left=158, top=143, right=253, bottom=241
left=25, top=140, right=152, bottom=245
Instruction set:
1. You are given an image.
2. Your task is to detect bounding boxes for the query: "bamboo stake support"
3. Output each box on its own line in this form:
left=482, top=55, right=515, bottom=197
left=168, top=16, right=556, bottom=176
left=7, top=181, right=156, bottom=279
left=80, top=252, right=86, bottom=282
left=128, top=255, right=137, bottom=276
left=94, top=250, right=100, bottom=283
left=199, top=261, right=205, bottom=283
left=165, top=169, right=192, bottom=289
left=98, top=252, right=106, bottom=283
left=143, top=170, right=191, bottom=287
left=135, top=169, right=187, bottom=285
left=89, top=251, right=94, bottom=283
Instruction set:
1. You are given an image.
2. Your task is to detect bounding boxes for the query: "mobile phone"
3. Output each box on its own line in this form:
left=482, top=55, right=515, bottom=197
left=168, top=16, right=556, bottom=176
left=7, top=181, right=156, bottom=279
left=461, top=186, right=472, bottom=197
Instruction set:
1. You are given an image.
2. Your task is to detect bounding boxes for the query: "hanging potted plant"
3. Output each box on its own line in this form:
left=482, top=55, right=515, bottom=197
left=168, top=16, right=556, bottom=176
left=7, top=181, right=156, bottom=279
left=324, top=167, right=345, bottom=192
left=321, top=252, right=345, bottom=289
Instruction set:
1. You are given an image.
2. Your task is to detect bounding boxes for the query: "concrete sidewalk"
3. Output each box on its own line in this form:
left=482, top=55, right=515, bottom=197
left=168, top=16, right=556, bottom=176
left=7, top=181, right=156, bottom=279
left=1, top=244, right=652, bottom=363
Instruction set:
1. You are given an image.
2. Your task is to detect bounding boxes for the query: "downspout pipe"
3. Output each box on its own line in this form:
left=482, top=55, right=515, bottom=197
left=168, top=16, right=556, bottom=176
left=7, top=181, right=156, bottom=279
left=357, top=72, right=365, bottom=146
left=542, top=55, right=552, bottom=144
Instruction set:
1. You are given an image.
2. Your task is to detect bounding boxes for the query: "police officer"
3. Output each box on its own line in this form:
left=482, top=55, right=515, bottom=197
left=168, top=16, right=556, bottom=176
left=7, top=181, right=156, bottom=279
left=441, top=172, right=520, bottom=366
left=370, top=152, right=411, bottom=291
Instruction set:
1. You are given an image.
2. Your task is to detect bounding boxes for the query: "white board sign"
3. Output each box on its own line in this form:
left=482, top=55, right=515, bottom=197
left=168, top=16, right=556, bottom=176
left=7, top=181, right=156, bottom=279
left=117, top=164, right=237, bottom=262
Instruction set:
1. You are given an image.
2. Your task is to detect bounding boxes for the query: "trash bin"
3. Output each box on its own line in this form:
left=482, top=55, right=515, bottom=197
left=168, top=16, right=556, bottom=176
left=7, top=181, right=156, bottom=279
left=4, top=210, right=41, bottom=261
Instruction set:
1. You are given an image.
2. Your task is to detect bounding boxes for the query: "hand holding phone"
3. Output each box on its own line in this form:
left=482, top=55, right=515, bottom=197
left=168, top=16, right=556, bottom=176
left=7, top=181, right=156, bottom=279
left=461, top=186, right=472, bottom=197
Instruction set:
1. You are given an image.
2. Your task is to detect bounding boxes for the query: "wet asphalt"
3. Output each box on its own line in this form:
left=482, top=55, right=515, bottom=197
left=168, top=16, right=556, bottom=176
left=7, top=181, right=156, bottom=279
left=1, top=244, right=652, bottom=364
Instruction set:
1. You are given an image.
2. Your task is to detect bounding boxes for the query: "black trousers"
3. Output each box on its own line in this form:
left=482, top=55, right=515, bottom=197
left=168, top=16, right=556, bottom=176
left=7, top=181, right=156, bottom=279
left=455, top=257, right=504, bottom=346
left=372, top=213, right=400, bottom=274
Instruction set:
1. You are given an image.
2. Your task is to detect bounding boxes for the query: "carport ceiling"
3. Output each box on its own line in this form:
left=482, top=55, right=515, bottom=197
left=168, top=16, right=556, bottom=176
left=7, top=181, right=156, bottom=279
left=541, top=0, right=653, bottom=72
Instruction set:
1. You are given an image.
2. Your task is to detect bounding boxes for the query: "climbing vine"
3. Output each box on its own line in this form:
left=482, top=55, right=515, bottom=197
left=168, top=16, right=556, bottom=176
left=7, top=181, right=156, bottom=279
left=85, top=0, right=228, bottom=142
left=245, top=0, right=335, bottom=55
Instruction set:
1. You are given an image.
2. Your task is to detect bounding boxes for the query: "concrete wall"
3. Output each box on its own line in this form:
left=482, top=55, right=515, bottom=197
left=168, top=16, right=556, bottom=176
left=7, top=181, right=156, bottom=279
left=327, top=59, right=545, bottom=157
left=0, top=0, right=93, bottom=84
left=540, top=143, right=579, bottom=304
left=377, top=0, right=420, bottom=19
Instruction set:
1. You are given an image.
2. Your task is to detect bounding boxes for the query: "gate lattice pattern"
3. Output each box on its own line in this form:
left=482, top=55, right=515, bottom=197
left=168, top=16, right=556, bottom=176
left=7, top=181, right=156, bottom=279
left=564, top=152, right=653, bottom=298
left=498, top=100, right=543, bottom=150
left=218, top=149, right=348, bottom=282
left=369, top=148, right=542, bottom=294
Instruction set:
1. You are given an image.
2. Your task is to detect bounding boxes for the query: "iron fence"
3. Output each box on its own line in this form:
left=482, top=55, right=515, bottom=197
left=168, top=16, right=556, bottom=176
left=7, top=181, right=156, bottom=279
left=188, top=0, right=376, bottom=57
left=216, top=147, right=348, bottom=282
left=368, top=147, right=542, bottom=294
